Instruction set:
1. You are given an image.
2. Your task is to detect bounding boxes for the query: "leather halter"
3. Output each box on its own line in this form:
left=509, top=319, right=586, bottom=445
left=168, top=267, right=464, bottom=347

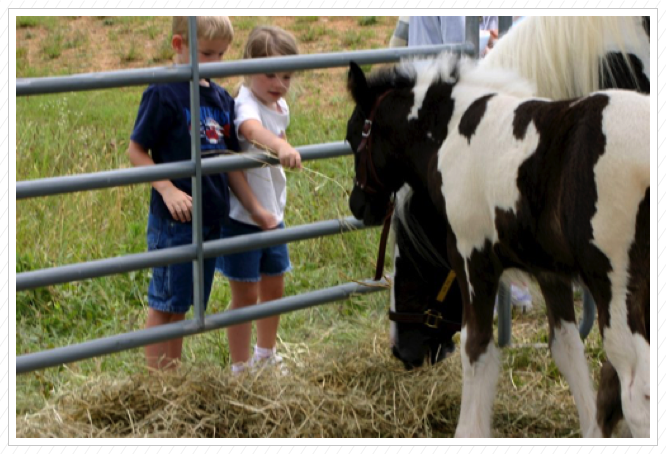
left=354, top=90, right=394, bottom=196
left=389, top=270, right=462, bottom=330
left=374, top=202, right=394, bottom=281
left=353, top=89, right=396, bottom=281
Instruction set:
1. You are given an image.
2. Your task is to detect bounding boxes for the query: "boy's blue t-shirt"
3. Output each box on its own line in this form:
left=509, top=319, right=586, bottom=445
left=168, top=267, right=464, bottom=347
left=131, top=81, right=239, bottom=226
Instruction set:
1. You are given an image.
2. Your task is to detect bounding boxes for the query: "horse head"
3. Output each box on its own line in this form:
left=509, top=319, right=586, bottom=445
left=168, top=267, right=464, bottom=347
left=346, top=55, right=464, bottom=368
left=346, top=57, right=461, bottom=226
left=346, top=62, right=406, bottom=226
left=389, top=187, right=462, bottom=369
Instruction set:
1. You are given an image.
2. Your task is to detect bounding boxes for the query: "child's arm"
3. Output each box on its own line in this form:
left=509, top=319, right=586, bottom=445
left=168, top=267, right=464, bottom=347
left=238, top=120, right=302, bottom=170
left=227, top=171, right=278, bottom=230
left=127, top=140, right=193, bottom=223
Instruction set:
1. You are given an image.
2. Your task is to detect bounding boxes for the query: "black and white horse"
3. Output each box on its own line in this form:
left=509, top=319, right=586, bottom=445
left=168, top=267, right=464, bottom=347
left=347, top=53, right=649, bottom=437
left=384, top=15, right=650, bottom=437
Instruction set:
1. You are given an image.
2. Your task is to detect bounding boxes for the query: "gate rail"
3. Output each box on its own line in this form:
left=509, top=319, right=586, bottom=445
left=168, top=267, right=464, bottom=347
left=17, top=17, right=482, bottom=375
left=17, top=17, right=588, bottom=376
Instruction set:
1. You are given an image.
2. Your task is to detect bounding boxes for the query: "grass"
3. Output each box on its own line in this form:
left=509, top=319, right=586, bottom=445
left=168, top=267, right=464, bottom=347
left=358, top=16, right=378, bottom=26
left=41, top=33, right=64, bottom=59
left=17, top=16, right=57, bottom=29
left=14, top=15, right=605, bottom=438
left=119, top=40, right=141, bottom=62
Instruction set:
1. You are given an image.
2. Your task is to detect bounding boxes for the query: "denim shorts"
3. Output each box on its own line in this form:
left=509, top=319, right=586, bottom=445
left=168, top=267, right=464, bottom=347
left=147, top=213, right=220, bottom=314
left=215, top=218, right=292, bottom=282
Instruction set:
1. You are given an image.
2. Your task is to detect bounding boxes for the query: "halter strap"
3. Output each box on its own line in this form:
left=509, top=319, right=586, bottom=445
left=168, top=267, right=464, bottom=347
left=354, top=89, right=396, bottom=282
left=388, top=270, right=462, bottom=330
left=436, top=270, right=458, bottom=302
left=373, top=201, right=395, bottom=281
left=355, top=90, right=394, bottom=196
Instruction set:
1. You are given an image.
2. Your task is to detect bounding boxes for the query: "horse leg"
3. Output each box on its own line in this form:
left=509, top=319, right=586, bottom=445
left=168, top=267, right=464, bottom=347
left=597, top=360, right=625, bottom=437
left=584, top=263, right=649, bottom=438
left=586, top=186, right=650, bottom=437
left=536, top=273, right=600, bottom=437
left=452, top=242, right=502, bottom=438
left=595, top=274, right=650, bottom=438
left=596, top=289, right=649, bottom=437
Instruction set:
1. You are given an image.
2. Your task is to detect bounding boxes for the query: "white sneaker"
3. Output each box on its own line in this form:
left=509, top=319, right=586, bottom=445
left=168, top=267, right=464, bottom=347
left=250, top=353, right=289, bottom=376
left=231, top=362, right=249, bottom=375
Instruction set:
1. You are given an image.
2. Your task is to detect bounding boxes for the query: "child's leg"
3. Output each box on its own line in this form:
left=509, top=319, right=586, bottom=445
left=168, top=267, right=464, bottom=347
left=145, top=308, right=186, bottom=370
left=227, top=280, right=259, bottom=364
left=256, top=273, right=284, bottom=350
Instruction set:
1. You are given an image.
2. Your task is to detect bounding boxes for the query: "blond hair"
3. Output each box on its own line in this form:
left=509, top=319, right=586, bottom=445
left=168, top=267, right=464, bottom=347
left=243, top=25, right=298, bottom=60
left=172, top=16, right=234, bottom=44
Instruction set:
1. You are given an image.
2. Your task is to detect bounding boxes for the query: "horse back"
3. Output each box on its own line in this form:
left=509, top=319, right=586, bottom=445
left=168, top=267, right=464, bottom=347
left=439, top=89, right=648, bottom=273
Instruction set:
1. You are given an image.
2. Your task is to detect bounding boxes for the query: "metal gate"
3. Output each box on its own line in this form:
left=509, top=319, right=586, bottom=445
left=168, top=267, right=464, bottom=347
left=17, top=17, right=591, bottom=375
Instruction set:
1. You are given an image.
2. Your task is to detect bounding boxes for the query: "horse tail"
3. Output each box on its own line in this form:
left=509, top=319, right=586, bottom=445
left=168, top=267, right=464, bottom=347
left=482, top=16, right=647, bottom=99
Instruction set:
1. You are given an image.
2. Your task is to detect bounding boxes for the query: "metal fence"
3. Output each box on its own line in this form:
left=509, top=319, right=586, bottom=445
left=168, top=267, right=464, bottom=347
left=16, top=17, right=487, bottom=375
left=17, top=17, right=591, bottom=375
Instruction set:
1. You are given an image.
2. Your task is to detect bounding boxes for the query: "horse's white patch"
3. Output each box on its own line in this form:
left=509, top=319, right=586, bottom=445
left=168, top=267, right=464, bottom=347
left=606, top=334, right=651, bottom=438
left=456, top=327, right=501, bottom=437
left=437, top=89, right=541, bottom=301
left=591, top=90, right=650, bottom=438
left=405, top=55, right=467, bottom=121
left=407, top=60, right=444, bottom=121
left=550, top=320, right=600, bottom=437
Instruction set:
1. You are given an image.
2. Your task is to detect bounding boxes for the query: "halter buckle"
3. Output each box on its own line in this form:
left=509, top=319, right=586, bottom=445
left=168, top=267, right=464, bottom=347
left=424, top=309, right=443, bottom=329
left=361, top=119, right=373, bottom=138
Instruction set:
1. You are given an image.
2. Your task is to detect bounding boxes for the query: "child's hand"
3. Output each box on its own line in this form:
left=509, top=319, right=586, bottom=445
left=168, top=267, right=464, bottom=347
left=276, top=144, right=302, bottom=170
left=161, top=186, right=193, bottom=222
left=250, top=206, right=279, bottom=230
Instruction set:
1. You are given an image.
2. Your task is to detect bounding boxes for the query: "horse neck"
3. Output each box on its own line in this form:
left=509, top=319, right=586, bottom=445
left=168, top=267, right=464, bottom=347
left=403, top=155, right=430, bottom=194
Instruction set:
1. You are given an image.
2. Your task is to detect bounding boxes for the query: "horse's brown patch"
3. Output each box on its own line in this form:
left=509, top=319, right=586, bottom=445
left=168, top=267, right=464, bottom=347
left=459, top=93, right=495, bottom=144
left=626, top=188, right=650, bottom=338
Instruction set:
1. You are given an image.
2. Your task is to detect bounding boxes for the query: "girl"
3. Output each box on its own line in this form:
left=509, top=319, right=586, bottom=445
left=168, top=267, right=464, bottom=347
left=218, top=26, right=301, bottom=374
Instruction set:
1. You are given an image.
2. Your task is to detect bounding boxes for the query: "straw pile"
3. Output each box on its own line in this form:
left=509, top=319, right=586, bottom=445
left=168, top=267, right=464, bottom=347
left=17, top=328, right=584, bottom=438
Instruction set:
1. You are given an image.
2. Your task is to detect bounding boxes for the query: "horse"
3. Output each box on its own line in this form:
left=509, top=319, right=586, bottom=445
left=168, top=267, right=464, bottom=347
left=389, top=185, right=463, bottom=367
left=384, top=15, right=650, bottom=437
left=346, top=53, right=649, bottom=437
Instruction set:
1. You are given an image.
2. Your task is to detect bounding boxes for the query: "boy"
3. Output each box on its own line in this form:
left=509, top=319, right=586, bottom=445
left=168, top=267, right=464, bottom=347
left=127, top=16, right=238, bottom=370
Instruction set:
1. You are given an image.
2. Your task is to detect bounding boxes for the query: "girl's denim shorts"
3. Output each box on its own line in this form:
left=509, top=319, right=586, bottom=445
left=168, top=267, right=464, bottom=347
left=147, top=213, right=220, bottom=314
left=215, top=218, right=292, bottom=282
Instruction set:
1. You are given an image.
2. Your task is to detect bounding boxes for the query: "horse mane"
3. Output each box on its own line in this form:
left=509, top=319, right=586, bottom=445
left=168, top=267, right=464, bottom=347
left=407, top=54, right=537, bottom=100
left=363, top=62, right=419, bottom=98
left=482, top=16, right=647, bottom=99
left=392, top=185, right=449, bottom=271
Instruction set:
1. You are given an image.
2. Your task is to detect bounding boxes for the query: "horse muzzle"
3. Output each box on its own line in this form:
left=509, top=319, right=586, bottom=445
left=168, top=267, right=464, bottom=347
left=349, top=186, right=391, bottom=226
left=392, top=345, right=426, bottom=370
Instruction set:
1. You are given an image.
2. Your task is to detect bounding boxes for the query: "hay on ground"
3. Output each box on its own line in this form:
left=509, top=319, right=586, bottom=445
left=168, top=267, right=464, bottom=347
left=17, top=328, right=585, bottom=438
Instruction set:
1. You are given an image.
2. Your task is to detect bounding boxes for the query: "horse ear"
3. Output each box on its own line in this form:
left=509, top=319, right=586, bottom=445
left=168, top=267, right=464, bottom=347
left=348, top=61, right=372, bottom=113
